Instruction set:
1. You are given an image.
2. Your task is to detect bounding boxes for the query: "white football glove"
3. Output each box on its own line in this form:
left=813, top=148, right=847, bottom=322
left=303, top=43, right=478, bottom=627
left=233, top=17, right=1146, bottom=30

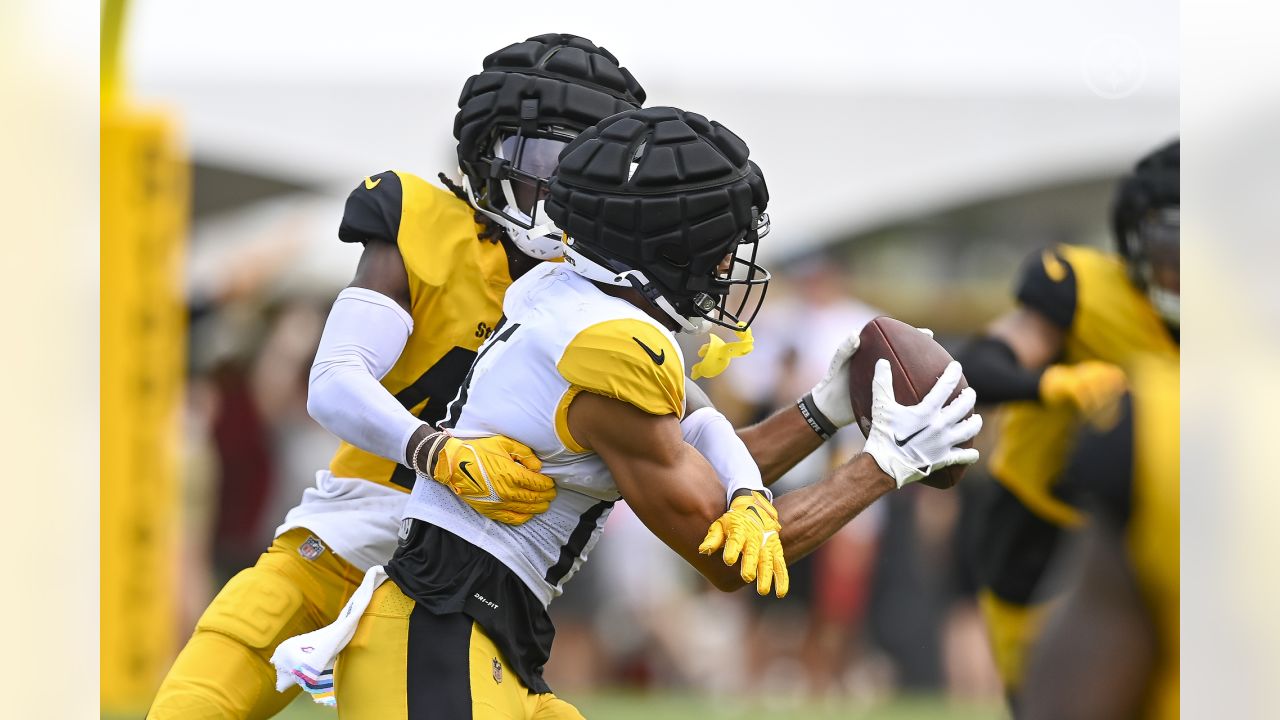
left=862, top=359, right=981, bottom=488
left=806, top=326, right=934, bottom=432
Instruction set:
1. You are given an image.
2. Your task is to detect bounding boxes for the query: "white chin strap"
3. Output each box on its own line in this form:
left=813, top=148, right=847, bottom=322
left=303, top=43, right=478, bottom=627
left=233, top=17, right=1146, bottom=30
left=562, top=241, right=710, bottom=334
left=1149, top=286, right=1180, bottom=327
left=460, top=175, right=566, bottom=260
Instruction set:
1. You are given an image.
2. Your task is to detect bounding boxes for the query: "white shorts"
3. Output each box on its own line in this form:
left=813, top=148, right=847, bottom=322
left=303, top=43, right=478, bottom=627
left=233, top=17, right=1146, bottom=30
left=275, top=470, right=409, bottom=572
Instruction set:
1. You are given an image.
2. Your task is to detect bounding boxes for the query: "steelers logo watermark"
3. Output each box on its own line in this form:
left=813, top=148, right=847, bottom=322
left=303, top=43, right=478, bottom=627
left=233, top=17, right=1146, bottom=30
left=1081, top=35, right=1147, bottom=99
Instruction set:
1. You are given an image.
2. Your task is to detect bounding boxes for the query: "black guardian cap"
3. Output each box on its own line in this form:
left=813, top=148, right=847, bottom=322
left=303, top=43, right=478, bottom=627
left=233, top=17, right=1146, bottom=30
left=453, top=34, right=645, bottom=260
left=547, top=106, right=771, bottom=333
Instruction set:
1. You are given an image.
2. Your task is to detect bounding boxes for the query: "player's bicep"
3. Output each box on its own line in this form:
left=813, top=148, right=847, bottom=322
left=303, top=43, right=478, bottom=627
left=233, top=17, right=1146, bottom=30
left=987, top=306, right=1066, bottom=370
left=568, top=392, right=741, bottom=589
left=349, top=241, right=412, bottom=313
left=340, top=170, right=412, bottom=312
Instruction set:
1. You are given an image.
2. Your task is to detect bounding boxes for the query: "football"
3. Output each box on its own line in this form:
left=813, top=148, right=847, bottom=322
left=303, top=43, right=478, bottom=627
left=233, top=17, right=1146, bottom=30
left=848, top=316, right=971, bottom=489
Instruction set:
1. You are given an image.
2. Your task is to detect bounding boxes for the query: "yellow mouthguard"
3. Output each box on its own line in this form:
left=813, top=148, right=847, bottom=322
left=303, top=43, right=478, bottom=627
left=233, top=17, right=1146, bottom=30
left=690, top=326, right=755, bottom=380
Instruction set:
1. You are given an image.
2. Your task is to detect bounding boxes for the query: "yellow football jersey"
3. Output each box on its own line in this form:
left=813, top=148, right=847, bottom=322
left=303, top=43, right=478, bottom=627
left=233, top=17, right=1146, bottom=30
left=327, top=170, right=512, bottom=491
left=990, top=244, right=1178, bottom=526
left=1125, top=355, right=1179, bottom=718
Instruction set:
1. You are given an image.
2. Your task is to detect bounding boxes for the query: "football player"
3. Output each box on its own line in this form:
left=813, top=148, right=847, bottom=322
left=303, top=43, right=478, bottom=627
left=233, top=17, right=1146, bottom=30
left=300, top=107, right=983, bottom=719
left=957, top=140, right=1179, bottom=700
left=1021, top=353, right=1179, bottom=719
left=150, top=35, right=911, bottom=719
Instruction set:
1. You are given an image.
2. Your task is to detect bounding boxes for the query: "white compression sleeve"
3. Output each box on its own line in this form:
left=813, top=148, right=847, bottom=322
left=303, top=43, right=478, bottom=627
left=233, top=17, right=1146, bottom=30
left=681, top=407, right=771, bottom=505
left=307, top=287, right=424, bottom=466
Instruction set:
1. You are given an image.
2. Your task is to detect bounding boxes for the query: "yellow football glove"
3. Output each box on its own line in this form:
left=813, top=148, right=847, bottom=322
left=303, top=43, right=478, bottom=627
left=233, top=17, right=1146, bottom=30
left=699, top=490, right=789, bottom=598
left=431, top=435, right=556, bottom=525
left=1039, top=361, right=1127, bottom=418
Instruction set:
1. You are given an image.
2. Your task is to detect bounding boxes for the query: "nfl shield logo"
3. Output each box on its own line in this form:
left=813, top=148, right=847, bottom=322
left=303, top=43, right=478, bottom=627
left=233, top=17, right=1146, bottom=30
left=492, top=657, right=503, bottom=684
left=298, top=536, right=326, bottom=561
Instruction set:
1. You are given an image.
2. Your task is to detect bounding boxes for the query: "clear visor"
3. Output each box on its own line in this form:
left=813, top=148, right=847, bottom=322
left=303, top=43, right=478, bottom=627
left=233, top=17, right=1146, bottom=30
left=496, top=135, right=570, bottom=217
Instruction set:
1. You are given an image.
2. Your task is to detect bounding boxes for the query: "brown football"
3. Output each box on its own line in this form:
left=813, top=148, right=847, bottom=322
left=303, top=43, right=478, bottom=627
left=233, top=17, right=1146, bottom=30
left=848, top=316, right=971, bottom=489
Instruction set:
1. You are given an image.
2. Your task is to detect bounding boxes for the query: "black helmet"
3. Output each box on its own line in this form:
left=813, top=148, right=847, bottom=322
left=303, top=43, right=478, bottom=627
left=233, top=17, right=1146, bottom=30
left=453, top=34, right=645, bottom=260
left=1112, top=139, right=1179, bottom=325
left=546, top=106, right=771, bottom=333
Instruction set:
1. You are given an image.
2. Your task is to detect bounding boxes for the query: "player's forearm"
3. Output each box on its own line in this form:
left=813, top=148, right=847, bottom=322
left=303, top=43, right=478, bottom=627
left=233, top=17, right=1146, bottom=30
left=736, top=405, right=825, bottom=485
left=955, top=335, right=1044, bottom=402
left=774, top=453, right=894, bottom=562
left=684, top=379, right=823, bottom=485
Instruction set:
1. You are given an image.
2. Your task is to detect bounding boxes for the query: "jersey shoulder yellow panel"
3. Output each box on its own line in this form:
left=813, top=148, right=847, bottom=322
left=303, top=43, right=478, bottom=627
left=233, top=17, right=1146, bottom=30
left=556, top=318, right=684, bottom=418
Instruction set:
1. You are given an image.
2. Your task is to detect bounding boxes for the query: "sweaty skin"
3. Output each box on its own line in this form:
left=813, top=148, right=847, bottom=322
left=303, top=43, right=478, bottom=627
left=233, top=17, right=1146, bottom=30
left=568, top=391, right=895, bottom=592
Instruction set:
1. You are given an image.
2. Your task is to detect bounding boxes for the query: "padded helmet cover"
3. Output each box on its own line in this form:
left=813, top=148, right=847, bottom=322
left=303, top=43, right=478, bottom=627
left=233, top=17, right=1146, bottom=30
left=454, top=34, right=645, bottom=183
left=546, top=107, right=770, bottom=328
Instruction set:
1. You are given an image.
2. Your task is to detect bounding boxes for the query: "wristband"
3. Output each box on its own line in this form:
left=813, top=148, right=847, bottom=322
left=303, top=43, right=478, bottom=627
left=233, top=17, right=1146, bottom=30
left=797, top=392, right=838, bottom=440
left=409, top=429, right=444, bottom=477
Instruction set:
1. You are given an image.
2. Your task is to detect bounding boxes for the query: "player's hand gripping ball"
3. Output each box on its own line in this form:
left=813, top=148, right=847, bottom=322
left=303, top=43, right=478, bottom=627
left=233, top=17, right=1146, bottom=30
left=848, top=317, right=981, bottom=489
left=699, top=490, right=789, bottom=597
left=433, top=435, right=557, bottom=525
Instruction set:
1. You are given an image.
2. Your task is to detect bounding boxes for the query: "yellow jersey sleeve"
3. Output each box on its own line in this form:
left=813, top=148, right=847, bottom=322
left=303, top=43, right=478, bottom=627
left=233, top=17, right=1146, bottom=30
left=557, top=318, right=685, bottom=418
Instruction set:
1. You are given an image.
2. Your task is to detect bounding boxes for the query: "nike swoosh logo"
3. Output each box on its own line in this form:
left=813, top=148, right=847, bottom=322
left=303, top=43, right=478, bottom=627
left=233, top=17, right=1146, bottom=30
left=364, top=176, right=382, bottom=190
left=895, top=426, right=928, bottom=447
left=458, top=459, right=501, bottom=503
left=632, top=337, right=665, bottom=365
left=1041, top=250, right=1067, bottom=282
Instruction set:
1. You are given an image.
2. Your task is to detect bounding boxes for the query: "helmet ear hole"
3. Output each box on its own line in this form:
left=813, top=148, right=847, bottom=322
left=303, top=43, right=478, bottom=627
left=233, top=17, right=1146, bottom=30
left=660, top=245, right=690, bottom=268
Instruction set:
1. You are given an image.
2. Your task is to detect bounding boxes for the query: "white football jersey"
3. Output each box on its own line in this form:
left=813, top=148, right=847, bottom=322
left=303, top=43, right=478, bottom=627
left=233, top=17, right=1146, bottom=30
left=401, top=262, right=686, bottom=606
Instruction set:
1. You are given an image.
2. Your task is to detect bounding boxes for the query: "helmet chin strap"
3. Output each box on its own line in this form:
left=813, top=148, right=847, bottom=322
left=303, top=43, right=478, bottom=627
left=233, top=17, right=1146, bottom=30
left=460, top=175, right=565, bottom=260
left=562, top=242, right=709, bottom=334
left=1149, top=286, right=1180, bottom=327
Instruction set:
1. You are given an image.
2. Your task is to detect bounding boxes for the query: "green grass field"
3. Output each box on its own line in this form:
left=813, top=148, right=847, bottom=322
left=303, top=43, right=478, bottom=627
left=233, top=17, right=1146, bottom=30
left=107, top=692, right=1004, bottom=720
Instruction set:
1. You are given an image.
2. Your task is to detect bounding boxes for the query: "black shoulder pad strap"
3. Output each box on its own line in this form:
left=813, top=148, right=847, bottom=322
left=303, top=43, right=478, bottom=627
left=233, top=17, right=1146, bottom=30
left=1014, top=247, right=1078, bottom=329
left=338, top=171, right=404, bottom=245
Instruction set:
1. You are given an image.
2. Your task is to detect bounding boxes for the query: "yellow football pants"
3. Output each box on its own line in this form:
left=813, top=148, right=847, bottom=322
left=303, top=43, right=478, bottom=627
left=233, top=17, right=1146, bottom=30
left=149, top=528, right=365, bottom=719
left=335, top=581, right=583, bottom=720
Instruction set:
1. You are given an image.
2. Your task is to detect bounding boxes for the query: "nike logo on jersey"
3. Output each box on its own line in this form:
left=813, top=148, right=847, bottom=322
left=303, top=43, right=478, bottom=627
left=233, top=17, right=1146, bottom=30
left=1041, top=250, right=1067, bottom=282
left=364, top=176, right=382, bottom=190
left=895, top=426, right=928, bottom=447
left=633, top=337, right=665, bottom=365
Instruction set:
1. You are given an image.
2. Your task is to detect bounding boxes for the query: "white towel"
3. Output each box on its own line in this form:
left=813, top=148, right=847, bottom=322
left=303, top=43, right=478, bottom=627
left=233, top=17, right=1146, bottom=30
left=270, top=564, right=389, bottom=707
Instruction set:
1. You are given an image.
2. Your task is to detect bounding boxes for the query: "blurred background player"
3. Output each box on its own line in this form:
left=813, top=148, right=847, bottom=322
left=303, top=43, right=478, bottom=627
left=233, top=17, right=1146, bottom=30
left=1021, top=352, right=1179, bottom=719
left=315, top=106, right=982, bottom=719
left=957, top=140, right=1179, bottom=702
left=149, top=34, right=646, bottom=719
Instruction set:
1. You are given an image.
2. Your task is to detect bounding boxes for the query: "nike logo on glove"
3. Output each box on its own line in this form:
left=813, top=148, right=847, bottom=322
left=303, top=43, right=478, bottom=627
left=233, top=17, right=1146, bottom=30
left=632, top=337, right=665, bottom=365
left=457, top=460, right=501, bottom=503
left=459, top=460, right=478, bottom=484
left=364, top=176, right=381, bottom=190
left=894, top=426, right=928, bottom=447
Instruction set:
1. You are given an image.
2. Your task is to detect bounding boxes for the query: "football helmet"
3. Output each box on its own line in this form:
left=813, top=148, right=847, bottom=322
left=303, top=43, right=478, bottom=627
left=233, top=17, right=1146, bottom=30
left=1112, top=139, right=1179, bottom=326
left=454, top=34, right=645, bottom=259
left=546, top=107, right=771, bottom=334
